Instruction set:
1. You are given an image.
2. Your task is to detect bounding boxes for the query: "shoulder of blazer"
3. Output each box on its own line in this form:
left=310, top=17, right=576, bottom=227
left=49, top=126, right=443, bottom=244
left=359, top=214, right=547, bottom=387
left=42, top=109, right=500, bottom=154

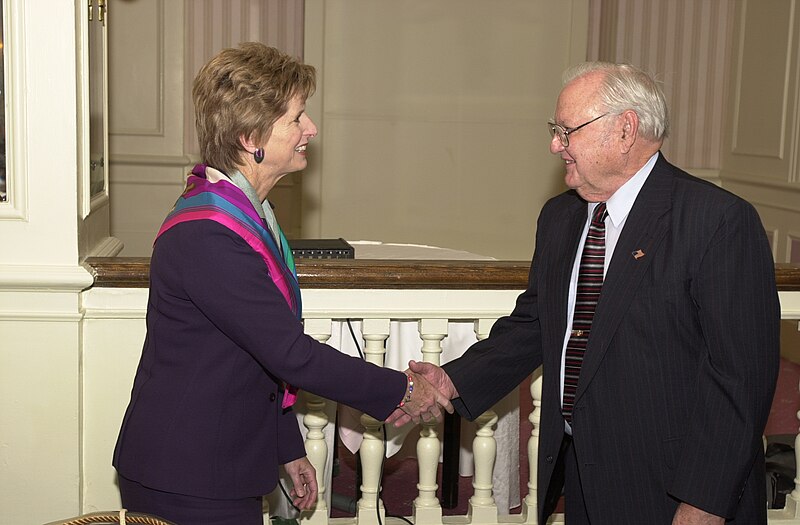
left=539, top=190, right=586, bottom=224
left=656, top=153, right=742, bottom=207
left=533, top=190, right=587, bottom=259
left=633, top=152, right=738, bottom=221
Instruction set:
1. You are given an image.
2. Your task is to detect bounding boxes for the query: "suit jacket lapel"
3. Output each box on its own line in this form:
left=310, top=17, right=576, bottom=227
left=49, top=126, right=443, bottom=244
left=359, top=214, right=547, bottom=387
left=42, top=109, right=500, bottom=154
left=540, top=195, right=587, bottom=372
left=574, top=156, right=675, bottom=402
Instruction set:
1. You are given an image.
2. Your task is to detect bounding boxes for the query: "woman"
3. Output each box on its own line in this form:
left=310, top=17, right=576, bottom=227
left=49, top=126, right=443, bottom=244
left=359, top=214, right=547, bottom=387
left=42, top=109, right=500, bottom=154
left=113, top=43, right=451, bottom=525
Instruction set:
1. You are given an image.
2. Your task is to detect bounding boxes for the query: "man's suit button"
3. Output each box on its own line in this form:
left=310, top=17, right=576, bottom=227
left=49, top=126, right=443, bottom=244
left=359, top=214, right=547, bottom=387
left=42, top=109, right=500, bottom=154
left=270, top=393, right=277, bottom=401
left=545, top=455, right=554, bottom=463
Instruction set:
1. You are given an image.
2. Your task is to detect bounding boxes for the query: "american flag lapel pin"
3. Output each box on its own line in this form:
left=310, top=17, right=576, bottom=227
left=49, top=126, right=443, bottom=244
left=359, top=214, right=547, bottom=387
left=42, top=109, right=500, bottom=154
left=632, top=249, right=645, bottom=260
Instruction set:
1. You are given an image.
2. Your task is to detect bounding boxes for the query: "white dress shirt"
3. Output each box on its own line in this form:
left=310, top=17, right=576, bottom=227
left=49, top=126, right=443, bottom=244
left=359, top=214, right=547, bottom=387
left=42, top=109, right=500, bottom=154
left=560, top=152, right=659, bottom=433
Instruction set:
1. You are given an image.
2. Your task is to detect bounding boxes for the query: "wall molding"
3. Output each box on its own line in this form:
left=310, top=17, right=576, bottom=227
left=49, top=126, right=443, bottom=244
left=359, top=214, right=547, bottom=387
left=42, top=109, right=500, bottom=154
left=81, top=308, right=146, bottom=320
left=592, top=0, right=734, bottom=170
left=730, top=0, right=795, bottom=160
left=109, top=0, right=166, bottom=137
left=80, top=287, right=148, bottom=313
left=780, top=290, right=800, bottom=318
left=87, top=236, right=125, bottom=258
left=721, top=172, right=800, bottom=194
left=183, top=0, right=306, bottom=158
left=0, top=0, right=28, bottom=220
left=0, top=311, right=84, bottom=322
left=110, top=153, right=198, bottom=167
left=785, top=230, right=800, bottom=263
left=0, top=265, right=94, bottom=291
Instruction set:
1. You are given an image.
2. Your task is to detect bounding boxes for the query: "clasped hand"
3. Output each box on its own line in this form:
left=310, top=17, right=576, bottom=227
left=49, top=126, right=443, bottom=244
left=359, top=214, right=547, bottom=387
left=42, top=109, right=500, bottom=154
left=386, top=360, right=459, bottom=427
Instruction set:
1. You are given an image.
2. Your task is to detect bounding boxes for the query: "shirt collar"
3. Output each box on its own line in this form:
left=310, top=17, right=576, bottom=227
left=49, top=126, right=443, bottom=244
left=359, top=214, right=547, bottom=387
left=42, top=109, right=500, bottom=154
left=604, top=151, right=659, bottom=227
left=204, top=166, right=267, bottom=220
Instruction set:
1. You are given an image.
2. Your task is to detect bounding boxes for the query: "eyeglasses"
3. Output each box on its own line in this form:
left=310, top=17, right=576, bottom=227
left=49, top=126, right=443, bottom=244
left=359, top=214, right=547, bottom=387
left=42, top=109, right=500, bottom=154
left=547, top=113, right=608, bottom=147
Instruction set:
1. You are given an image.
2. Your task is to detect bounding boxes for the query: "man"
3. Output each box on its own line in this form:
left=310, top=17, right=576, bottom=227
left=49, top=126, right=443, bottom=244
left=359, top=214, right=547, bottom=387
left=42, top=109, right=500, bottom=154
left=389, top=62, right=780, bottom=524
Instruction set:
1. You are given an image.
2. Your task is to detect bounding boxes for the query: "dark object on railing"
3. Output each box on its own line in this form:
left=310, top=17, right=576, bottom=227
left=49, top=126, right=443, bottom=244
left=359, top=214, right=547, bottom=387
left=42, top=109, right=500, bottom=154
left=766, top=434, right=796, bottom=509
left=441, top=411, right=462, bottom=508
left=290, top=238, right=354, bottom=259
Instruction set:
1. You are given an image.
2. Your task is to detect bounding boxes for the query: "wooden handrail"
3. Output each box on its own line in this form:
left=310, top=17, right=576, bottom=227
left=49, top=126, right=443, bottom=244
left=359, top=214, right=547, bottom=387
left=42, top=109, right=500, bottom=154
left=83, top=257, right=800, bottom=291
left=776, top=263, right=800, bottom=291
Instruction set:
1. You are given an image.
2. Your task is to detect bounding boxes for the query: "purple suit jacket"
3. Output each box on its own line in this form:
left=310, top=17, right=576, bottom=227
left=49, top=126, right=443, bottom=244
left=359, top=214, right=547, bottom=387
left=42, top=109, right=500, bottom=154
left=113, top=219, right=406, bottom=499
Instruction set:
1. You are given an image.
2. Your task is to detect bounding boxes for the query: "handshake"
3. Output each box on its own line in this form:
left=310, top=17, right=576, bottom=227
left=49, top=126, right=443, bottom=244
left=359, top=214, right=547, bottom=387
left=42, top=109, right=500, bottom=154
left=385, top=360, right=461, bottom=427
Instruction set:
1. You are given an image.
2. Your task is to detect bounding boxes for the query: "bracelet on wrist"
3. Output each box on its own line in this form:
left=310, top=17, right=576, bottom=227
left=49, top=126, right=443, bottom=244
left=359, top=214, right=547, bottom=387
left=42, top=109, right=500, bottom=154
left=397, top=373, right=414, bottom=407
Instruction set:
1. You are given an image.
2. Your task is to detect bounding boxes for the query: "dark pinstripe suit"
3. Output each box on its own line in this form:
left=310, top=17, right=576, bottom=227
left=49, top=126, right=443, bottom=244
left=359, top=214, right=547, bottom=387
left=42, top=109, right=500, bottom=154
left=445, top=154, right=780, bottom=524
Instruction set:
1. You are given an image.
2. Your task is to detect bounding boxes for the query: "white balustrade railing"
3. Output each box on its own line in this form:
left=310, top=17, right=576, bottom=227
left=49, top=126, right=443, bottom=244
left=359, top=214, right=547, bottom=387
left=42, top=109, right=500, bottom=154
left=80, top=259, right=800, bottom=525
left=294, top=279, right=523, bottom=525
left=285, top=314, right=517, bottom=525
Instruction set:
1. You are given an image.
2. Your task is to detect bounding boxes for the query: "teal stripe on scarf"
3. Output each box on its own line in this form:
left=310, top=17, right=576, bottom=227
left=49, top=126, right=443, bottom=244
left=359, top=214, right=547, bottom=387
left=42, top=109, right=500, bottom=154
left=162, top=181, right=301, bottom=318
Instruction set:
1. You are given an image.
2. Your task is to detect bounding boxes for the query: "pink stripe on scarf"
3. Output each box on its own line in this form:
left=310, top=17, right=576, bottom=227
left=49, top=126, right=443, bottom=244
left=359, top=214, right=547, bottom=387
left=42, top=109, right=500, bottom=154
left=158, top=210, right=296, bottom=311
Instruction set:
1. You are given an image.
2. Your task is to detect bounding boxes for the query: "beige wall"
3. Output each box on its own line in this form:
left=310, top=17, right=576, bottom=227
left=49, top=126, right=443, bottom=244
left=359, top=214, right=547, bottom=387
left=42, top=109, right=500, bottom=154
left=720, top=0, right=800, bottom=264
left=589, top=0, right=736, bottom=171
left=108, top=0, right=591, bottom=260
left=107, top=0, right=190, bottom=256
left=108, top=0, right=306, bottom=254
left=587, top=0, right=800, bottom=263
left=301, top=0, right=588, bottom=260
left=300, top=0, right=799, bottom=262
left=106, top=0, right=800, bottom=263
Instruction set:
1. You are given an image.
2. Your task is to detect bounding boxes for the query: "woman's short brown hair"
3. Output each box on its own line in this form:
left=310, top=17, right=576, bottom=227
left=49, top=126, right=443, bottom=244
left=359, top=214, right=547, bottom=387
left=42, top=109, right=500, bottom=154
left=192, top=42, right=316, bottom=174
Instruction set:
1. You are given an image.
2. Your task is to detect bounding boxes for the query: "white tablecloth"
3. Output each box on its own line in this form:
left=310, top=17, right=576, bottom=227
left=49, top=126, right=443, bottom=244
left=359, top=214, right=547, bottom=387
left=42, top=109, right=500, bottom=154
left=350, top=240, right=496, bottom=260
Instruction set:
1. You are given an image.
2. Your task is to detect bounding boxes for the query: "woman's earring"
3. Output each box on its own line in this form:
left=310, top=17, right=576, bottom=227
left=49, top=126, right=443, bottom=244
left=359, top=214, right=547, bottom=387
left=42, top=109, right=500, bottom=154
left=254, top=148, right=265, bottom=164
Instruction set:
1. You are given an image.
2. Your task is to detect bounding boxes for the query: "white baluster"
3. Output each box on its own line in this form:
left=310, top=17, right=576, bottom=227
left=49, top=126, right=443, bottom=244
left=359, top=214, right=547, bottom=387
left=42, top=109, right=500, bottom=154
left=469, top=410, right=499, bottom=523
left=357, top=318, right=390, bottom=525
left=262, top=499, right=270, bottom=525
left=466, top=319, right=499, bottom=523
left=474, top=318, right=495, bottom=342
left=413, top=318, right=448, bottom=524
left=302, top=318, right=333, bottom=524
left=523, top=367, right=543, bottom=524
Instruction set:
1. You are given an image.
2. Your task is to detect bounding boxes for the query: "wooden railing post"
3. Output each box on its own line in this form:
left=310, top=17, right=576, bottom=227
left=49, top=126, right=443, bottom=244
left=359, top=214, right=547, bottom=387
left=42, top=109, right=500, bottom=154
left=357, top=318, right=391, bottom=525
left=466, top=319, right=499, bottom=524
left=469, top=410, right=499, bottom=524
left=301, top=318, right=335, bottom=524
left=413, top=318, right=448, bottom=524
left=523, top=367, right=543, bottom=523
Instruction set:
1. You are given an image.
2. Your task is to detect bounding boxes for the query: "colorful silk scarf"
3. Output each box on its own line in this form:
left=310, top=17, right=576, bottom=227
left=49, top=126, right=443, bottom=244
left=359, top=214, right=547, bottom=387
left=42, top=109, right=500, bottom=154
left=156, top=164, right=302, bottom=408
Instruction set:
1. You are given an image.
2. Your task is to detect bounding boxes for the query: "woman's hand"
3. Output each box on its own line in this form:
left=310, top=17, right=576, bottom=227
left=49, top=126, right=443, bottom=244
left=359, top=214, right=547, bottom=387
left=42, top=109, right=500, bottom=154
left=387, top=361, right=455, bottom=427
left=283, top=457, right=318, bottom=511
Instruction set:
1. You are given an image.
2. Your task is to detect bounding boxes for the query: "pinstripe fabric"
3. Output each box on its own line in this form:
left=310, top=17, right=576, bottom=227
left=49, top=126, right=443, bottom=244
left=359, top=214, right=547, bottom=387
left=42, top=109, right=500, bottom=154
left=445, top=155, right=780, bottom=524
left=562, top=202, right=607, bottom=423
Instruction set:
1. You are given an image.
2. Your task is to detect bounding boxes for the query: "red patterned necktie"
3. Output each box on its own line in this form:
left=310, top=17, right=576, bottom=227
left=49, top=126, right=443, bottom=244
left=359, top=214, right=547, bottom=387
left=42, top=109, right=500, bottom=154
left=562, top=202, right=608, bottom=424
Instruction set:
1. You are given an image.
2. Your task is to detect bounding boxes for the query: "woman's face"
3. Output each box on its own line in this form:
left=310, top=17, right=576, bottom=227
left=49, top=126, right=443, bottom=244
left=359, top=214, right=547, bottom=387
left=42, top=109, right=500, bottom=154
left=261, top=95, right=317, bottom=179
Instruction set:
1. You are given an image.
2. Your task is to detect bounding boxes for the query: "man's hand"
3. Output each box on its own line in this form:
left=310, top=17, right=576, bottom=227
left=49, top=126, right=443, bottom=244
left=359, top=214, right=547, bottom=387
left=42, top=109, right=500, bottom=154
left=409, top=359, right=459, bottom=399
left=283, top=457, right=318, bottom=511
left=672, top=502, right=724, bottom=525
left=385, top=360, right=458, bottom=427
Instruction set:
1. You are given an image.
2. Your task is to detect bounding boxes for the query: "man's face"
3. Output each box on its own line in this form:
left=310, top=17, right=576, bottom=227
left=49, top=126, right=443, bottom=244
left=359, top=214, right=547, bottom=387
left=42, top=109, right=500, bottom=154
left=549, top=72, right=627, bottom=202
